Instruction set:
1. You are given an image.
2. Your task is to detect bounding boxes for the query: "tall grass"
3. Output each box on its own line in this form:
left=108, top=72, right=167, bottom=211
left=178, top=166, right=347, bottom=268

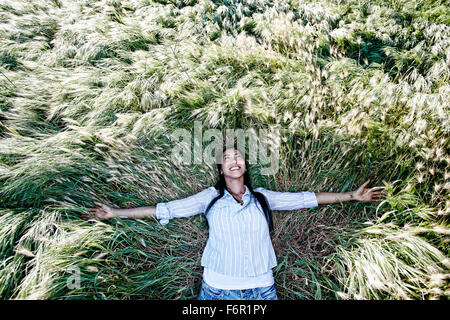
left=0, top=0, right=448, bottom=299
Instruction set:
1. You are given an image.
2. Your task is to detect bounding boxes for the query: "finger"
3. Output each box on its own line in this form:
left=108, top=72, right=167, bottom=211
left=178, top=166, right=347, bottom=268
left=94, top=201, right=108, bottom=209
left=87, top=208, right=99, bottom=215
left=92, top=207, right=106, bottom=214
left=374, top=194, right=384, bottom=198
left=79, top=213, right=88, bottom=220
left=96, top=202, right=110, bottom=211
left=369, top=187, right=385, bottom=191
left=362, top=179, right=370, bottom=186
left=81, top=212, right=95, bottom=220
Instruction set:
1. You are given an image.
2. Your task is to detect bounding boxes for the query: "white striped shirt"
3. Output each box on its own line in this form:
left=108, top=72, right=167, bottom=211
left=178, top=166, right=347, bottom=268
left=155, top=185, right=318, bottom=277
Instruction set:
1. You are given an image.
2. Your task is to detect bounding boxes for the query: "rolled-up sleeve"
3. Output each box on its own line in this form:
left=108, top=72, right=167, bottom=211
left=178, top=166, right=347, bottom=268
left=254, top=187, right=318, bottom=211
left=156, top=186, right=217, bottom=225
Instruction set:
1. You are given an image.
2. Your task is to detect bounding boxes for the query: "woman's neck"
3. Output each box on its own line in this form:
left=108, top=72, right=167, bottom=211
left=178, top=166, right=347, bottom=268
left=224, top=177, right=245, bottom=202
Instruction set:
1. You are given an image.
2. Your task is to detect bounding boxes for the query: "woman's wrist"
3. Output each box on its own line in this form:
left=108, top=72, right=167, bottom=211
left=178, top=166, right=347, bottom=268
left=111, top=208, right=119, bottom=217
left=347, top=191, right=356, bottom=201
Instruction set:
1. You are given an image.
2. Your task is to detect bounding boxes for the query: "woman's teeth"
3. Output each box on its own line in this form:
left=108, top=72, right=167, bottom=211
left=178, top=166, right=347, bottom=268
left=230, top=166, right=240, bottom=171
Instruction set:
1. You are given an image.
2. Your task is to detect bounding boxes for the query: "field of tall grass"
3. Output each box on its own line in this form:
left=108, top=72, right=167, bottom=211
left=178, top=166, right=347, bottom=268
left=0, top=0, right=448, bottom=300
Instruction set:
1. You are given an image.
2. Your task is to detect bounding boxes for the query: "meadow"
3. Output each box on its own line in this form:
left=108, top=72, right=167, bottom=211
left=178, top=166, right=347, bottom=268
left=0, top=0, right=448, bottom=299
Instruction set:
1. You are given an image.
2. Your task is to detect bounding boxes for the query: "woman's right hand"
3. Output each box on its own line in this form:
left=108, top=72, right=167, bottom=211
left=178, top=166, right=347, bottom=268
left=86, top=201, right=116, bottom=220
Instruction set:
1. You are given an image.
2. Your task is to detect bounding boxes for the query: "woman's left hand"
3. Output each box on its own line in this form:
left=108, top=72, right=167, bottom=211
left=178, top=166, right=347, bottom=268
left=352, top=179, right=385, bottom=202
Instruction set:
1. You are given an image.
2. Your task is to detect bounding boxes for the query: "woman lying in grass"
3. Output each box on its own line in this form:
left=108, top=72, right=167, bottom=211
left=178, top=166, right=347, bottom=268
left=87, top=147, right=385, bottom=300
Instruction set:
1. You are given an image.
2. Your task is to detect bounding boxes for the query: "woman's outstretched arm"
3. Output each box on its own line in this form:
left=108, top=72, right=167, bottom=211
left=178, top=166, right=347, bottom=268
left=86, top=202, right=156, bottom=220
left=85, top=186, right=218, bottom=223
left=315, top=179, right=385, bottom=205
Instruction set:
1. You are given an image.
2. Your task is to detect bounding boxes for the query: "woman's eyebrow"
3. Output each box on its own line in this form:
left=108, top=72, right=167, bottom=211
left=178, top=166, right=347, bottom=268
left=223, top=153, right=238, bottom=159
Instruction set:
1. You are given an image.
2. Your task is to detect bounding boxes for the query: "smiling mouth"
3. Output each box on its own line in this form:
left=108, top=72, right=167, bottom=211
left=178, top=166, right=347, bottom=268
left=229, top=166, right=241, bottom=171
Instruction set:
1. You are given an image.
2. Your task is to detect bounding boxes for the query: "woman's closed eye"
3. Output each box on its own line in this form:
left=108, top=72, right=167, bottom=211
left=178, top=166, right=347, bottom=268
left=224, top=154, right=242, bottom=160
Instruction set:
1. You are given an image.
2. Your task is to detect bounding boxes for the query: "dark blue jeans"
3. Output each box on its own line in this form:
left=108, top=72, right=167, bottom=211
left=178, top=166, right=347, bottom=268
left=197, top=279, right=278, bottom=300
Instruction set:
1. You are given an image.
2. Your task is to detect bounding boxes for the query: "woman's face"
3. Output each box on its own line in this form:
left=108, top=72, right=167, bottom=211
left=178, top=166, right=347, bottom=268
left=220, top=148, right=246, bottom=177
